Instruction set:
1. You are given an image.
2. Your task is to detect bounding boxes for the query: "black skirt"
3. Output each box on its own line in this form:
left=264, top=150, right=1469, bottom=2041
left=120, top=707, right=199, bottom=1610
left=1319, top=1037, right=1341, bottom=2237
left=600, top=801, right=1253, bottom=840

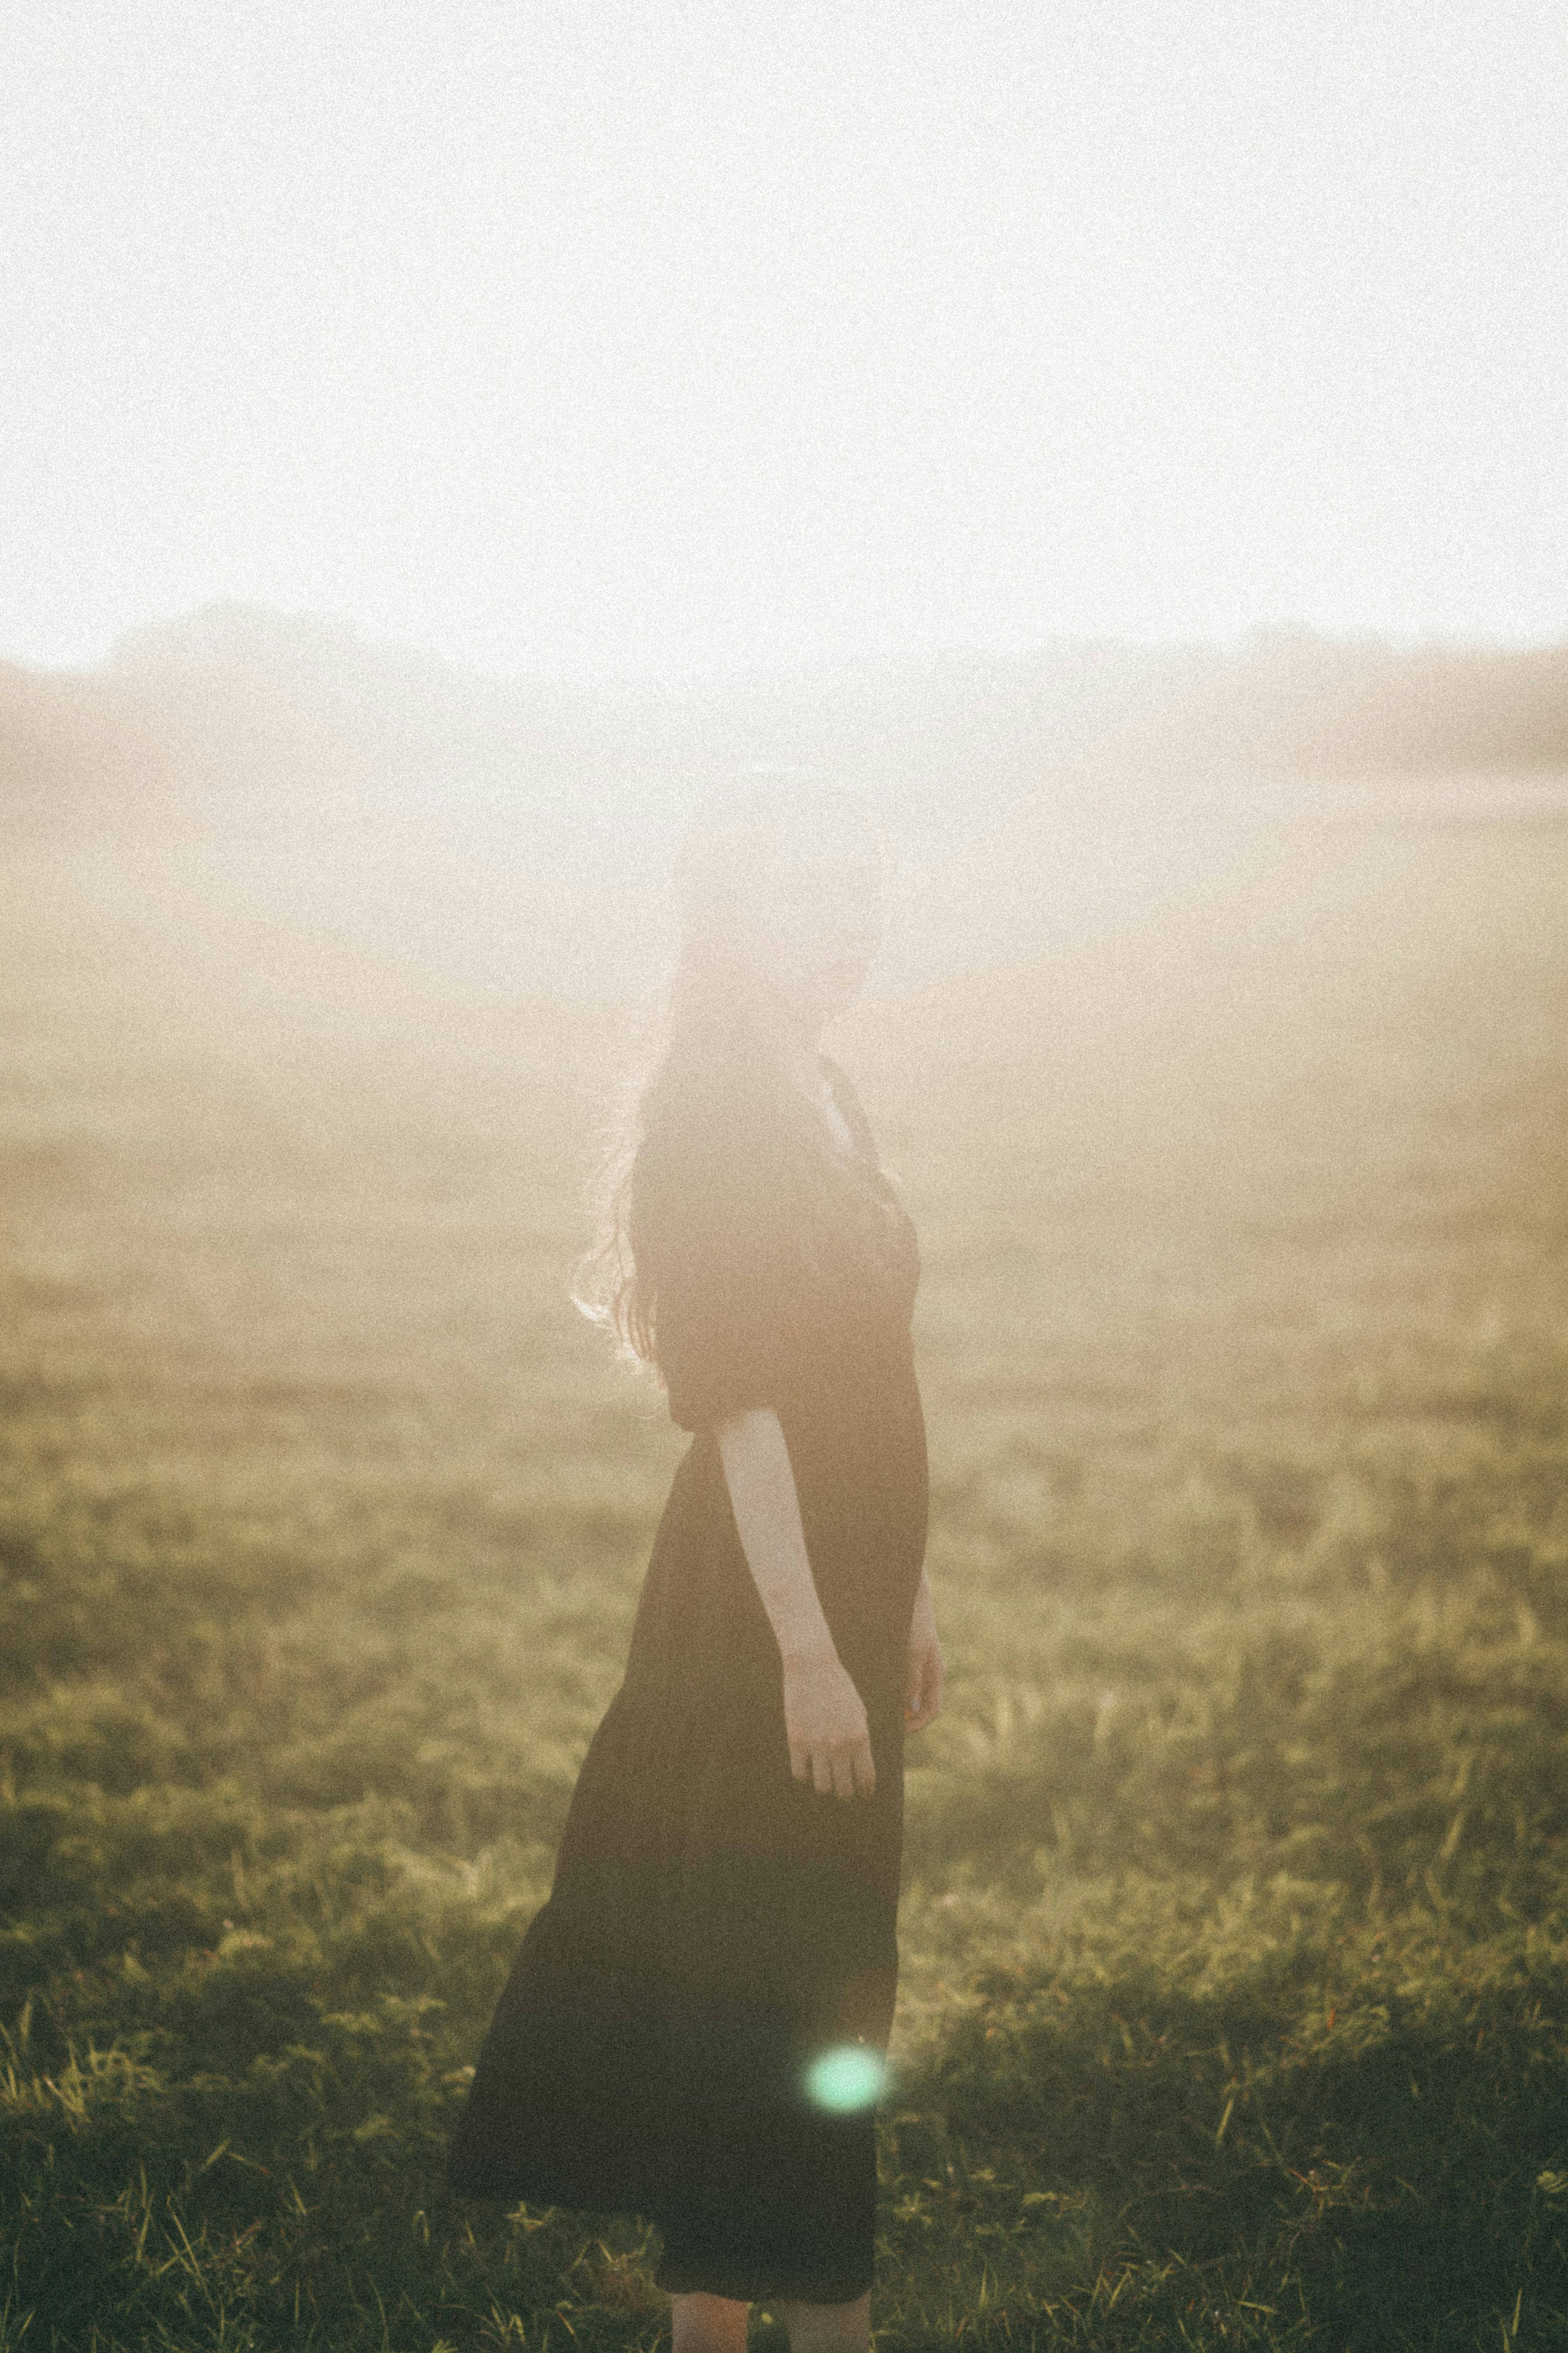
left=448, top=1059, right=928, bottom=2303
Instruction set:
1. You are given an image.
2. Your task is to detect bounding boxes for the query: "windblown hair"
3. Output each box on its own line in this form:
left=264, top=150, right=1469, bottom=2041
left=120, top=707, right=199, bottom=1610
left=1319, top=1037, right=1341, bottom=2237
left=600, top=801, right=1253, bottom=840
left=574, top=782, right=905, bottom=1370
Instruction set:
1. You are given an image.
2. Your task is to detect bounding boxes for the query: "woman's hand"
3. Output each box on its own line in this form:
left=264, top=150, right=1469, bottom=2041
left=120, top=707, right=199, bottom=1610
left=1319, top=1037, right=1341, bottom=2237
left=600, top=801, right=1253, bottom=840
left=904, top=1573, right=944, bottom=1734
left=783, top=1651, right=876, bottom=1800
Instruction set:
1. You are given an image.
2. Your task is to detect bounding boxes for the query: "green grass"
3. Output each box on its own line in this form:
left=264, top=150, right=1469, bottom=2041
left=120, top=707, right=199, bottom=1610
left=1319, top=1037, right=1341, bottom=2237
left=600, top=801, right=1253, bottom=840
left=4, top=812, right=1568, bottom=2346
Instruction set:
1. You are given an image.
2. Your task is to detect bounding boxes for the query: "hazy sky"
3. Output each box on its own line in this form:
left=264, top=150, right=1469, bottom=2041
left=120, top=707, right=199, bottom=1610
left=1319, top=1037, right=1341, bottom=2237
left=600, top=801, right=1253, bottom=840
left=3, top=1, right=1565, bottom=680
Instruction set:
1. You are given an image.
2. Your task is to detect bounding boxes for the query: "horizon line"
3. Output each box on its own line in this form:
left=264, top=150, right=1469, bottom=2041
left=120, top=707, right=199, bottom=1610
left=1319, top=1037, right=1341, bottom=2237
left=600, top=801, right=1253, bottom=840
left=6, top=601, right=1568, bottom=695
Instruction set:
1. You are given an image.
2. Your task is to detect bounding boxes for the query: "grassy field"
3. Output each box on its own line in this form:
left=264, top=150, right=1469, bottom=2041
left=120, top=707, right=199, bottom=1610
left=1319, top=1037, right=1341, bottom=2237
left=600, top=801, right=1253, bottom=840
left=3, top=797, right=1568, bottom=2348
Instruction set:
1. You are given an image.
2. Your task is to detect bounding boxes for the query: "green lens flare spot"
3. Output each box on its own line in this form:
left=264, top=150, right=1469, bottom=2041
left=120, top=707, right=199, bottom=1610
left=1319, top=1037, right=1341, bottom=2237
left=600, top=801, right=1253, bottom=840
left=803, top=2044, right=887, bottom=2113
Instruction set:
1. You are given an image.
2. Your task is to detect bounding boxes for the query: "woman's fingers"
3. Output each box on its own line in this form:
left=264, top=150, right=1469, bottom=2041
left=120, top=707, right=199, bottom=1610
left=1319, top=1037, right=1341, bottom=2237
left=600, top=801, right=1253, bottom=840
left=904, top=1642, right=945, bottom=1732
left=804, top=1737, right=876, bottom=1799
left=784, top=1657, right=873, bottom=1784
left=830, top=1741, right=874, bottom=1800
left=782, top=1653, right=877, bottom=1797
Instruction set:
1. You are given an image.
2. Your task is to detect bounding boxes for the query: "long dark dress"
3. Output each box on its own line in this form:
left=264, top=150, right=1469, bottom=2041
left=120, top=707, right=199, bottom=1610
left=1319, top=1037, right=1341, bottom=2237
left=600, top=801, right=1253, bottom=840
left=447, top=1055, right=928, bottom=2304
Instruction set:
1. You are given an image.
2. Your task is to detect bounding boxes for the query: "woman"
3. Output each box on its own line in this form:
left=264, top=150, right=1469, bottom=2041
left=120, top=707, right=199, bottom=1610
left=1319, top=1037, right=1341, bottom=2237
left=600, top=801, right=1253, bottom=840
left=449, top=785, right=944, bottom=2353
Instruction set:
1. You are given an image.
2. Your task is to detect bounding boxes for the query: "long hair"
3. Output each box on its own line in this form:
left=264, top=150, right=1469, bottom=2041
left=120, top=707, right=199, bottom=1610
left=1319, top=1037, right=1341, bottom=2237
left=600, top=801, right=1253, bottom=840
left=574, top=781, right=904, bottom=1368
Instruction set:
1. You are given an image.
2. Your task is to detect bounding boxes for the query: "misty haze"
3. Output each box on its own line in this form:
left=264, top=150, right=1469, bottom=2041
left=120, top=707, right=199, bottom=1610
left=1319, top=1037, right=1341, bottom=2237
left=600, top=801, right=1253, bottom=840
left=4, top=5, right=1568, bottom=2348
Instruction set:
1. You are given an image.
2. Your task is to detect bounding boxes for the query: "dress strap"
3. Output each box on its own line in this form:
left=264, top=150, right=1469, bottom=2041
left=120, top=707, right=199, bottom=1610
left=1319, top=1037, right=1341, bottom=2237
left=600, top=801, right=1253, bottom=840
left=817, top=1056, right=880, bottom=1171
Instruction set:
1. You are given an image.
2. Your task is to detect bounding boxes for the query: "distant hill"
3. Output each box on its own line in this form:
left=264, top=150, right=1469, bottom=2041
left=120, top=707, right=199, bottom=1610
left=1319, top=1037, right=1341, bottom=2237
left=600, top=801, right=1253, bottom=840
left=1069, top=630, right=1568, bottom=790
left=4, top=606, right=1567, bottom=874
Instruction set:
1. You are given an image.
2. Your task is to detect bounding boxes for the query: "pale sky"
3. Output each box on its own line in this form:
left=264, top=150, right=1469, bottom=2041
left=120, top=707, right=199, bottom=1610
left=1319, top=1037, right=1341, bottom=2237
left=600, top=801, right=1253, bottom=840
left=3, top=0, right=1565, bottom=681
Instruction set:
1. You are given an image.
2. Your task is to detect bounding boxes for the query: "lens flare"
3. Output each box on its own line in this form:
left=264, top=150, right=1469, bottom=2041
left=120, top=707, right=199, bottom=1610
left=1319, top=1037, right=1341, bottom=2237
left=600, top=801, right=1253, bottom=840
left=802, top=2043, right=887, bottom=2113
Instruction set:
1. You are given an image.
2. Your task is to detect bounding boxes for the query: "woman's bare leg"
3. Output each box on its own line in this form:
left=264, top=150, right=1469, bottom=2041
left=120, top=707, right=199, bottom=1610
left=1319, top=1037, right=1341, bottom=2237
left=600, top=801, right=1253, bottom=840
left=781, top=2290, right=871, bottom=2353
left=670, top=2290, right=750, bottom=2353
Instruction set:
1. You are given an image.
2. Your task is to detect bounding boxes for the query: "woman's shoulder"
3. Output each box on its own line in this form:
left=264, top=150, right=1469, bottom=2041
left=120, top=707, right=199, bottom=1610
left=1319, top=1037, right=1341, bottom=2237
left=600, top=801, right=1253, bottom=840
left=638, top=1072, right=775, bottom=1162
left=630, top=1079, right=782, bottom=1228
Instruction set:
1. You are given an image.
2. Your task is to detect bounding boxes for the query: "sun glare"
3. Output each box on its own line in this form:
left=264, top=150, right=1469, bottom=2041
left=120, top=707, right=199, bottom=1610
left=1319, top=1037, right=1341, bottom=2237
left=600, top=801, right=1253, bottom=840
left=802, top=2045, right=889, bottom=2114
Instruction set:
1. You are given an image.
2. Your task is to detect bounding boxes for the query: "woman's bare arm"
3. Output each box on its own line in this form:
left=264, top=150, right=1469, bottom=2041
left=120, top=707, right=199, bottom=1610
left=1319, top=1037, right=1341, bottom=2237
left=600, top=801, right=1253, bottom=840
left=715, top=1406, right=876, bottom=1800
